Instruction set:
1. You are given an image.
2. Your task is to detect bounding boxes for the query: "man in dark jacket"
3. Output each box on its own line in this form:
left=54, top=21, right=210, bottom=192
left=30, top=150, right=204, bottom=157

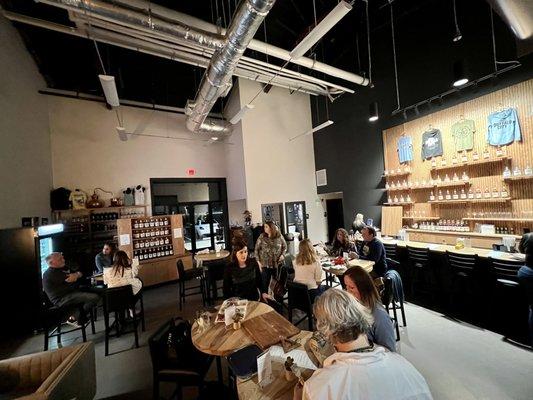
left=357, top=226, right=388, bottom=278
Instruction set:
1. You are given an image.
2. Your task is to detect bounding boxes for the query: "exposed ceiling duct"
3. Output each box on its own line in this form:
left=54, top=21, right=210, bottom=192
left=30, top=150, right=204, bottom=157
left=185, top=0, right=276, bottom=134
left=486, top=0, right=533, bottom=40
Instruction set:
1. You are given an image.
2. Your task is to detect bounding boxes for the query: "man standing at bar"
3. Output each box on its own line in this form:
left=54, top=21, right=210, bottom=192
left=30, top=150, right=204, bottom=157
left=356, top=226, right=388, bottom=278
left=42, top=252, right=100, bottom=325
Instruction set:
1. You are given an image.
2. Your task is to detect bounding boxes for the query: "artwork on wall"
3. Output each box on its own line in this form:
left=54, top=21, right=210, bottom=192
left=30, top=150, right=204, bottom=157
left=261, top=203, right=285, bottom=234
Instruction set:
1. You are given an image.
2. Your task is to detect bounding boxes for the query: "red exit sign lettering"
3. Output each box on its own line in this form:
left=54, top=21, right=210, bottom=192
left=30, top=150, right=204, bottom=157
left=186, top=168, right=196, bottom=176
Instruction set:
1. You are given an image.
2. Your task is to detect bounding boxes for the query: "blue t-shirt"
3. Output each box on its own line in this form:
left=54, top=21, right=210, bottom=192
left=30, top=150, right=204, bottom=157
left=397, top=135, right=413, bottom=163
left=487, top=108, right=521, bottom=146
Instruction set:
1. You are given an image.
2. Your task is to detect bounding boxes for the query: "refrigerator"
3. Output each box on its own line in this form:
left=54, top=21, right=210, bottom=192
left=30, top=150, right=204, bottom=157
left=0, top=224, right=63, bottom=336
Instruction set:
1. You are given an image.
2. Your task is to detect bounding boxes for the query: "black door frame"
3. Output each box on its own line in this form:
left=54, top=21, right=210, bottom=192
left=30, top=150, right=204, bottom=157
left=284, top=201, right=307, bottom=239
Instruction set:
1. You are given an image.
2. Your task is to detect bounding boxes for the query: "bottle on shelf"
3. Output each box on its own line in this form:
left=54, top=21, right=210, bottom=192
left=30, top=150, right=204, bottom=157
left=440, top=158, right=447, bottom=167
left=452, top=172, right=459, bottom=182
left=501, top=185, right=508, bottom=198
left=429, top=191, right=435, bottom=201
left=452, top=155, right=458, bottom=165
left=436, top=174, right=442, bottom=183
left=393, top=195, right=399, bottom=203
left=387, top=195, right=392, bottom=204
left=482, top=147, right=490, bottom=159
left=475, top=189, right=482, bottom=199
left=431, top=158, right=437, bottom=168
left=445, top=190, right=451, bottom=200
left=406, top=194, right=412, bottom=202
left=468, top=188, right=475, bottom=199
left=492, top=187, right=500, bottom=198
left=452, top=189, right=459, bottom=200
left=496, top=146, right=503, bottom=157
left=513, top=166, right=522, bottom=176
left=461, top=151, right=468, bottom=163
left=525, top=164, right=533, bottom=176
left=444, top=174, right=451, bottom=182
left=438, top=190, right=444, bottom=200
left=460, top=188, right=467, bottom=199
left=403, top=179, right=408, bottom=188
left=484, top=188, right=491, bottom=198
left=391, top=181, right=396, bottom=189
left=461, top=171, right=469, bottom=181
left=399, top=195, right=405, bottom=203
left=472, top=150, right=480, bottom=161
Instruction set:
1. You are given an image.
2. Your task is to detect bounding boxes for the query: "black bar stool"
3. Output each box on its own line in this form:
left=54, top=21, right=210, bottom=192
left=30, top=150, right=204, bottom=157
left=445, top=251, right=479, bottom=319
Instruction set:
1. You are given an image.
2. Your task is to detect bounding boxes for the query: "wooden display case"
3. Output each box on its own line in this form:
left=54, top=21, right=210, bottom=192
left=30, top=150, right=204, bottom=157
left=117, top=214, right=190, bottom=287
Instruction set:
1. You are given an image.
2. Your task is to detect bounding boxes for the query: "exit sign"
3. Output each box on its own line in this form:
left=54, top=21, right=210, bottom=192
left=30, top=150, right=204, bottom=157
left=186, top=168, right=196, bottom=176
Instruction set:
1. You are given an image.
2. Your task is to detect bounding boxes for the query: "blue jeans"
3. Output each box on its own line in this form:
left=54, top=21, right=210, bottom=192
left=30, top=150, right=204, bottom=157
left=518, top=265, right=533, bottom=346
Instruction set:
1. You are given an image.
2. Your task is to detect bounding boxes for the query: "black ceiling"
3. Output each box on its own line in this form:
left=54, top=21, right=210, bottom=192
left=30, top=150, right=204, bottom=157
left=1, top=0, right=521, bottom=111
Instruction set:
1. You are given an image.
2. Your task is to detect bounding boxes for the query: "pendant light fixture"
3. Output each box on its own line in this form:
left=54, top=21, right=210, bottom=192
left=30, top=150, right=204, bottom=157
left=452, top=59, right=469, bottom=87
left=452, top=0, right=462, bottom=42
left=369, top=101, right=379, bottom=122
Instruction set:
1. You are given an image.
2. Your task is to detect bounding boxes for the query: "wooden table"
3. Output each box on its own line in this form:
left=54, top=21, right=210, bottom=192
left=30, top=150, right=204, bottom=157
left=195, top=250, right=230, bottom=302
left=236, top=331, right=314, bottom=400
left=321, top=258, right=375, bottom=287
left=195, top=249, right=230, bottom=262
left=380, top=238, right=525, bottom=262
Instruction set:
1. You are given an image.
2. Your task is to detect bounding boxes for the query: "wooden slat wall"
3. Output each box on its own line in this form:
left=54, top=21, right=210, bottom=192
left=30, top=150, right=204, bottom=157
left=382, top=79, right=533, bottom=232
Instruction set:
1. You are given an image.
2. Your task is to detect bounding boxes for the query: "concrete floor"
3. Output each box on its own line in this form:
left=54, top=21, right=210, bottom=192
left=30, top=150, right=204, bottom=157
left=1, top=282, right=532, bottom=400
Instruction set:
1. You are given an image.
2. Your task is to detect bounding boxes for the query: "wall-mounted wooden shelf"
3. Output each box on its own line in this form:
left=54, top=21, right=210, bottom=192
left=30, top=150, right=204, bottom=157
left=462, top=217, right=533, bottom=222
left=504, top=174, right=533, bottom=182
left=383, top=202, right=414, bottom=206
left=385, top=186, right=410, bottom=192
left=430, top=157, right=511, bottom=172
left=429, top=198, right=512, bottom=204
left=434, top=181, right=471, bottom=188
left=383, top=171, right=411, bottom=178
left=402, top=216, right=441, bottom=220
left=410, top=185, right=435, bottom=190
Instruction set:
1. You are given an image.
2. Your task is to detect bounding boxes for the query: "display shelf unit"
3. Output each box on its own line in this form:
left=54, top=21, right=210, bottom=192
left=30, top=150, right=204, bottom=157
left=429, top=198, right=511, bottom=204
left=429, top=199, right=469, bottom=204
left=383, top=202, right=414, bottom=206
left=434, top=181, right=471, bottom=188
left=405, top=228, right=520, bottom=240
left=504, top=175, right=533, bottom=182
left=462, top=217, right=533, bottom=222
left=402, top=216, right=441, bottom=220
left=385, top=187, right=411, bottom=192
left=430, top=157, right=511, bottom=172
left=383, top=171, right=411, bottom=178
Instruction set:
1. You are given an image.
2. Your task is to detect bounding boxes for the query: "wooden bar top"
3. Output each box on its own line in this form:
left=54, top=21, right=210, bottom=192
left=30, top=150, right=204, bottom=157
left=381, top=238, right=525, bottom=262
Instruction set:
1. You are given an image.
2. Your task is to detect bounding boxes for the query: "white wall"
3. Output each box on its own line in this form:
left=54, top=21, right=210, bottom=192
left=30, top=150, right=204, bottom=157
left=238, top=79, right=327, bottom=242
left=48, top=96, right=227, bottom=208
left=0, top=15, right=52, bottom=229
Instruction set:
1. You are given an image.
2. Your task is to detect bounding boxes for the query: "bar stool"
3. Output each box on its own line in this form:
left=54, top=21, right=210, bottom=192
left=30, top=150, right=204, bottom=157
left=488, top=257, right=529, bottom=344
left=406, top=246, right=433, bottom=304
left=177, top=259, right=206, bottom=311
left=383, top=242, right=398, bottom=262
left=445, top=251, right=478, bottom=319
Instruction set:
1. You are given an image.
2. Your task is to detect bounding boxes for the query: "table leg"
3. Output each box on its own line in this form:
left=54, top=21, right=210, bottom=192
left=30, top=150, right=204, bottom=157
left=216, top=356, right=223, bottom=384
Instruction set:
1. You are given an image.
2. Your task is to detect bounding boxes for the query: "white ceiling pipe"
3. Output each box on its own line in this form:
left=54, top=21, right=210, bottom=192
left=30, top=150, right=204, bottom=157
left=90, top=0, right=369, bottom=86
left=4, top=11, right=334, bottom=96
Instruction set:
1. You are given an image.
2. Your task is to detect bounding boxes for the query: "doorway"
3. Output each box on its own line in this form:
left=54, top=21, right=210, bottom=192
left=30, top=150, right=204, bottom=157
left=326, top=198, right=344, bottom=244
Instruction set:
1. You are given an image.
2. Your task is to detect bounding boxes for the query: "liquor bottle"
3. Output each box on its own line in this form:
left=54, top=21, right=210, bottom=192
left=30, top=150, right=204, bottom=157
left=438, top=190, right=444, bottom=200
left=429, top=191, right=435, bottom=201
left=452, top=173, right=459, bottom=182
left=440, top=158, right=447, bottom=167
left=384, top=169, right=388, bottom=176
left=387, top=196, right=392, bottom=204
left=475, top=189, right=482, bottom=199
left=484, top=188, right=491, bottom=198
left=525, top=164, right=533, bottom=176
left=492, top=187, right=499, bottom=198
left=445, top=190, right=451, bottom=200
left=460, top=188, right=467, bottom=199
left=134, top=219, right=139, bottom=229
left=396, top=167, right=401, bottom=174
left=452, top=189, right=459, bottom=200
left=452, top=155, right=458, bottom=165
left=399, top=195, right=405, bottom=203
left=391, top=181, right=396, bottom=189
left=472, top=150, right=480, bottom=161
left=501, top=186, right=508, bottom=198
left=482, top=147, right=490, bottom=159
left=513, top=166, right=522, bottom=176
left=403, top=179, right=408, bottom=188
left=385, top=182, right=390, bottom=189
left=461, top=151, right=468, bottom=163
left=461, top=171, right=469, bottom=181
left=406, top=194, right=412, bottom=202
left=164, top=237, right=170, bottom=245
left=496, top=146, right=503, bottom=157
left=436, top=175, right=442, bottom=183
left=444, top=174, right=451, bottom=182
left=140, top=241, right=145, bottom=249
left=431, top=158, right=437, bottom=168
left=393, top=195, right=399, bottom=203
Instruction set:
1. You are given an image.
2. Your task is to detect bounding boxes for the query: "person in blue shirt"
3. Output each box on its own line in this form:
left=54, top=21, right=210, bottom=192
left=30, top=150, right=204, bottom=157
left=356, top=226, right=388, bottom=278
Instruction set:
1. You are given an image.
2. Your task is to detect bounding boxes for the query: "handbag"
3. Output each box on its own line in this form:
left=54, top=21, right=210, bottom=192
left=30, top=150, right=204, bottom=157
left=268, top=264, right=288, bottom=302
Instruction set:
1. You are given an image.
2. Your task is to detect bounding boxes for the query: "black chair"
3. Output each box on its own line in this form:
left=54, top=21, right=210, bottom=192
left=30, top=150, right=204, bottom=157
left=103, top=286, right=140, bottom=356
left=287, top=281, right=313, bottom=331
left=446, top=251, right=479, bottom=317
left=177, top=259, right=206, bottom=311
left=406, top=246, right=433, bottom=303
left=204, top=259, right=227, bottom=304
left=488, top=257, right=529, bottom=344
left=149, top=317, right=213, bottom=400
left=383, top=242, right=398, bottom=262
left=41, top=293, right=95, bottom=351
left=381, top=277, right=400, bottom=341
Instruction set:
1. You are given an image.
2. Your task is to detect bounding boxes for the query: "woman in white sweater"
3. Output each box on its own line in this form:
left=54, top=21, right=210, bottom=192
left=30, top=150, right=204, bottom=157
left=293, top=239, right=327, bottom=302
left=103, top=250, right=142, bottom=295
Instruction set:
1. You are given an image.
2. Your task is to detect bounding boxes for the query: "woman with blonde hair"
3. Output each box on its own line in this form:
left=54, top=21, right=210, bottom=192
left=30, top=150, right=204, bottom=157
left=293, top=239, right=327, bottom=302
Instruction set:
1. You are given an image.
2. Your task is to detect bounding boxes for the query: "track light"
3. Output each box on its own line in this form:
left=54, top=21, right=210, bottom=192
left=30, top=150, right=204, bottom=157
left=452, top=60, right=469, bottom=87
left=290, top=1, right=352, bottom=60
left=99, top=75, right=120, bottom=107
left=289, top=120, right=334, bottom=141
left=229, top=104, right=255, bottom=124
left=368, top=102, right=379, bottom=122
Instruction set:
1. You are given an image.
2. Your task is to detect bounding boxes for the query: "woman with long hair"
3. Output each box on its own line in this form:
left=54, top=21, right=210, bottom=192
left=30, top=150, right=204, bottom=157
left=103, top=250, right=142, bottom=295
left=293, top=239, right=327, bottom=302
left=327, top=228, right=357, bottom=258
left=255, top=221, right=287, bottom=291
left=343, top=266, right=396, bottom=352
left=223, top=240, right=266, bottom=301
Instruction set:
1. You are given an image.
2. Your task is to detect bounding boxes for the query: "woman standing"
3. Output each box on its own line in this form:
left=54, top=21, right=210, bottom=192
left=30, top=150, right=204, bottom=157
left=343, top=266, right=396, bottom=352
left=255, top=221, right=287, bottom=292
left=103, top=250, right=142, bottom=295
left=293, top=239, right=326, bottom=302
left=223, top=240, right=266, bottom=301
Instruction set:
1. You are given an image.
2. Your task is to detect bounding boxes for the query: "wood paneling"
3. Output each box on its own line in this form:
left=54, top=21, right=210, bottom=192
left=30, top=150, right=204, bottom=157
left=382, top=79, right=533, bottom=234
left=381, top=206, right=403, bottom=236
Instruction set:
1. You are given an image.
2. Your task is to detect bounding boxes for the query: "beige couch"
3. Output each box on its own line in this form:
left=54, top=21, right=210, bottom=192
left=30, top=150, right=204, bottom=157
left=0, top=342, right=96, bottom=400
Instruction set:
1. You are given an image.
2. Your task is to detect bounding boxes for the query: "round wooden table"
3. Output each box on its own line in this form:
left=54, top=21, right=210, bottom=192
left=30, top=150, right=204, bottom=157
left=194, top=249, right=230, bottom=262
left=321, top=258, right=374, bottom=287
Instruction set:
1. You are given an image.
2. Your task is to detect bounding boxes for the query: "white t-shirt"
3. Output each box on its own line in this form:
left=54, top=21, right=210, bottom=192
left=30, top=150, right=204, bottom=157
left=303, top=346, right=433, bottom=400
left=293, top=259, right=323, bottom=290
left=103, top=263, right=142, bottom=295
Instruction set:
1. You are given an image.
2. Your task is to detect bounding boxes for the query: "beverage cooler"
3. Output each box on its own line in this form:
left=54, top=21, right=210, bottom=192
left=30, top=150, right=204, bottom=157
left=0, top=224, right=63, bottom=336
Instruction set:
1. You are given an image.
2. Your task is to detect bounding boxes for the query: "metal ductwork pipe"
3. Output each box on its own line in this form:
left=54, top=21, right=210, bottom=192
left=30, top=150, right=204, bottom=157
left=36, top=0, right=225, bottom=49
left=186, top=0, right=276, bottom=135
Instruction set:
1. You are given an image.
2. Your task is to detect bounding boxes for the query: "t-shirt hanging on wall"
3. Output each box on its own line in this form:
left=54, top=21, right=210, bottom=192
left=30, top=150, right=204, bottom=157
left=487, top=108, right=521, bottom=146
left=451, top=119, right=475, bottom=151
left=421, top=128, right=443, bottom=159
left=397, top=135, right=413, bottom=163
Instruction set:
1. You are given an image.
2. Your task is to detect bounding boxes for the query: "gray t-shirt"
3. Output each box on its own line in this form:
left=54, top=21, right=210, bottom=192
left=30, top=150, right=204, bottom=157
left=421, top=129, right=443, bottom=159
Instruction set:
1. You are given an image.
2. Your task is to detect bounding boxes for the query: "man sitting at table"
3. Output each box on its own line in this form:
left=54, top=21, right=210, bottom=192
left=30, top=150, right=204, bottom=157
left=42, top=252, right=100, bottom=326
left=294, top=290, right=432, bottom=400
left=355, top=226, right=387, bottom=277
left=94, top=242, right=114, bottom=273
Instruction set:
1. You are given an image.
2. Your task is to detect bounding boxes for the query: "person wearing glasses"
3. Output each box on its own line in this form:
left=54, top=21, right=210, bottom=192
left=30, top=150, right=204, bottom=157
left=42, top=252, right=100, bottom=326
